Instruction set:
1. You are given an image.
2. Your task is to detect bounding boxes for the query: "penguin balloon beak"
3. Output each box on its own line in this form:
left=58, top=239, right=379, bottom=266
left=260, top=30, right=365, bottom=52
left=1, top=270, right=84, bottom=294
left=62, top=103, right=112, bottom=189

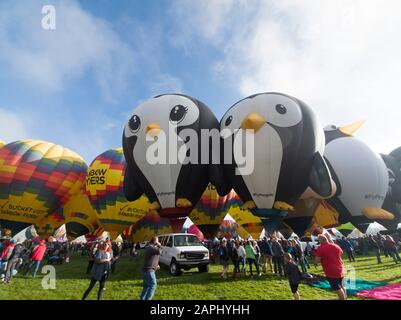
left=240, top=112, right=266, bottom=132
left=339, top=120, right=366, bottom=136
left=146, top=123, right=161, bottom=137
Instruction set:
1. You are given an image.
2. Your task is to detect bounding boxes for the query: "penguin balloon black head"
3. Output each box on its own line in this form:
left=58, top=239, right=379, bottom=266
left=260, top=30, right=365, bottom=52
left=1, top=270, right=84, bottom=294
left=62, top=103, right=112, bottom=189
left=220, top=92, right=333, bottom=211
left=122, top=94, right=224, bottom=212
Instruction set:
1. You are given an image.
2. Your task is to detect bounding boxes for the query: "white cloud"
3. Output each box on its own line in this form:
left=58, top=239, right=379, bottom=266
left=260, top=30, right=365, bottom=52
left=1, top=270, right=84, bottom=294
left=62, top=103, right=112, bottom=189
left=0, top=0, right=136, bottom=101
left=0, top=108, right=29, bottom=143
left=171, top=0, right=401, bottom=154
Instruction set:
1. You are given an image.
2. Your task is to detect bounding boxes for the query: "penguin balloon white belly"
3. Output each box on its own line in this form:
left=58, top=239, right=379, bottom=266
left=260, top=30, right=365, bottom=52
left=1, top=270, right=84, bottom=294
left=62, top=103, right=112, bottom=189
left=133, top=135, right=184, bottom=209
left=236, top=124, right=283, bottom=209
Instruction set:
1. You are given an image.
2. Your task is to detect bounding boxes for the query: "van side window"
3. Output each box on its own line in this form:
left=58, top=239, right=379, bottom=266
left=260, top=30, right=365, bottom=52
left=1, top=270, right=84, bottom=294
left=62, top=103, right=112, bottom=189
left=159, top=236, right=165, bottom=246
left=165, top=236, right=173, bottom=247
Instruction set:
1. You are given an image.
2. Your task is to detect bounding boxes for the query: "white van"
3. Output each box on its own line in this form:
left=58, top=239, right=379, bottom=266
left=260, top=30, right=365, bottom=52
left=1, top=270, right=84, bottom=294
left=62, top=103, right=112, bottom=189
left=158, top=233, right=210, bottom=276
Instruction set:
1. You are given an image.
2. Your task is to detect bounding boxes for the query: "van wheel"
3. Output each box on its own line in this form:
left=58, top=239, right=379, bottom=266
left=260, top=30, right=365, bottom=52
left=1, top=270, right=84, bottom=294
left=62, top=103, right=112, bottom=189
left=198, top=265, right=209, bottom=273
left=169, top=260, right=182, bottom=276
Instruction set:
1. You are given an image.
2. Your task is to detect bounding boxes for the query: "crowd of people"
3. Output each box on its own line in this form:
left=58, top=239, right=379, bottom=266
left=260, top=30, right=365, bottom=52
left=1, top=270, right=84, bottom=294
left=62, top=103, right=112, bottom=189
left=1, top=230, right=401, bottom=300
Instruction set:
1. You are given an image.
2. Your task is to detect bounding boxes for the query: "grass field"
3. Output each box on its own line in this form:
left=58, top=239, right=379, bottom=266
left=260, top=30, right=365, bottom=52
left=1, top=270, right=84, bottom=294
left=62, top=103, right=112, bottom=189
left=1, top=252, right=401, bottom=300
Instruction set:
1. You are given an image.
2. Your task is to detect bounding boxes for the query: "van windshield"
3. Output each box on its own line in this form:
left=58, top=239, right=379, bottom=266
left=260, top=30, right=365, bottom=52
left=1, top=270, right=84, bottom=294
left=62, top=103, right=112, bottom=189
left=174, top=235, right=202, bottom=247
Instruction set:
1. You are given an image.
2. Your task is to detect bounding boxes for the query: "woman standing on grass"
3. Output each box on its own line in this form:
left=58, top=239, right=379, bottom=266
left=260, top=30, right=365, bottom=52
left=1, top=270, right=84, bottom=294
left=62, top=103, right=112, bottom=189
left=82, top=242, right=112, bottom=300
left=245, top=240, right=260, bottom=277
left=219, top=239, right=230, bottom=280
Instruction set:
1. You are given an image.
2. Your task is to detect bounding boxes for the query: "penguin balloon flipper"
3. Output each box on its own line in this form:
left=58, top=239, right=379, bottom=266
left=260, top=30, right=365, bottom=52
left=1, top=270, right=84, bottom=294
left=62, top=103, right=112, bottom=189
left=123, top=165, right=144, bottom=201
left=308, top=151, right=333, bottom=199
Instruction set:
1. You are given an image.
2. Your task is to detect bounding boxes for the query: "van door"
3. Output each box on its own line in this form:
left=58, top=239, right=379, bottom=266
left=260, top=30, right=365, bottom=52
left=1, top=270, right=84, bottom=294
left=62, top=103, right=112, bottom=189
left=164, top=235, right=174, bottom=265
left=159, top=236, right=169, bottom=265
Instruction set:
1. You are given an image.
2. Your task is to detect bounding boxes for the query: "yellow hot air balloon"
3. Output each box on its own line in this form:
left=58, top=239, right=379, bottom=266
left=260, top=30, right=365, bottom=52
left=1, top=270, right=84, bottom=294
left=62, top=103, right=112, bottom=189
left=0, top=140, right=5, bottom=149
left=63, top=188, right=100, bottom=239
left=85, top=148, right=150, bottom=236
left=0, top=140, right=87, bottom=236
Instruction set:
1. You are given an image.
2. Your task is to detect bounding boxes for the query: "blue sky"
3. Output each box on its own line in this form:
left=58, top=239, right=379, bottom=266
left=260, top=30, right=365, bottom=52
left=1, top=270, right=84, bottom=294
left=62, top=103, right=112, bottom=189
left=1, top=0, right=401, bottom=163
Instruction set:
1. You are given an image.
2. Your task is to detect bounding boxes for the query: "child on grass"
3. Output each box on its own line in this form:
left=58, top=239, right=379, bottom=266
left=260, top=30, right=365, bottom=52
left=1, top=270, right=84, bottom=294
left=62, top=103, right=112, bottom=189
left=284, top=252, right=302, bottom=300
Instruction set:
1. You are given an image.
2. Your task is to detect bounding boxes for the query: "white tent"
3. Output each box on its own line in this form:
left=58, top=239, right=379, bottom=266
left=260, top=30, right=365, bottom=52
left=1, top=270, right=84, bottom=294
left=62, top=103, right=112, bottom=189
left=348, top=228, right=364, bottom=239
left=365, top=222, right=387, bottom=236
left=71, top=235, right=87, bottom=243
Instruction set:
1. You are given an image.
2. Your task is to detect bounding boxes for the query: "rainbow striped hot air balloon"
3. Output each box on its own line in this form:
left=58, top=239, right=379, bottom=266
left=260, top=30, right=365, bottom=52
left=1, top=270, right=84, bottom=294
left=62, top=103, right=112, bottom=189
left=85, top=148, right=150, bottom=237
left=228, top=195, right=264, bottom=237
left=0, top=140, right=87, bottom=236
left=131, top=211, right=172, bottom=243
left=218, top=219, right=239, bottom=240
left=189, top=184, right=236, bottom=239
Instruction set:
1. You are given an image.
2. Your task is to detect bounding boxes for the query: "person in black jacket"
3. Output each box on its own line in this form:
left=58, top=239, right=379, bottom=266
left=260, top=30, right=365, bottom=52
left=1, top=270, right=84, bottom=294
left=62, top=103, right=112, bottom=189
left=284, top=252, right=302, bottom=300
left=4, top=240, right=25, bottom=284
left=271, top=237, right=285, bottom=276
left=368, top=235, right=382, bottom=264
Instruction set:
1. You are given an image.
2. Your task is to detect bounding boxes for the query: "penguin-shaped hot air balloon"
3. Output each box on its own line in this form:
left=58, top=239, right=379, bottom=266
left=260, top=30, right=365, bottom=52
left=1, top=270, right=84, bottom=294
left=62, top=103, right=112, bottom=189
left=220, top=92, right=333, bottom=233
left=381, top=149, right=401, bottom=230
left=323, top=122, right=393, bottom=232
left=122, top=94, right=225, bottom=231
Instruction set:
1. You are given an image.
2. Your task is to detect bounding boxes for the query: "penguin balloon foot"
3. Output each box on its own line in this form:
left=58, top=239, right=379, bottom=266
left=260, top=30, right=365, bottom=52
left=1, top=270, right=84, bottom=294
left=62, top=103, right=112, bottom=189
left=148, top=201, right=161, bottom=211
left=274, top=201, right=294, bottom=211
left=242, top=200, right=256, bottom=210
left=362, top=208, right=394, bottom=220
left=176, top=198, right=193, bottom=208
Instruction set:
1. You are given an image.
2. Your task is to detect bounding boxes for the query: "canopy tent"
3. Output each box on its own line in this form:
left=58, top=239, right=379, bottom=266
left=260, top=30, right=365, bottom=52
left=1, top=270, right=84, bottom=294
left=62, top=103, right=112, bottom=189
left=366, top=222, right=387, bottom=236
left=337, top=222, right=357, bottom=236
left=348, top=228, right=365, bottom=239
left=71, top=235, right=87, bottom=243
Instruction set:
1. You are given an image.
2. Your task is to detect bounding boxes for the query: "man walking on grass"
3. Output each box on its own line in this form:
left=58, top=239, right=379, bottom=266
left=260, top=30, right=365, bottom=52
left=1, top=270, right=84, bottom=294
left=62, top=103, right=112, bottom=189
left=315, top=234, right=347, bottom=300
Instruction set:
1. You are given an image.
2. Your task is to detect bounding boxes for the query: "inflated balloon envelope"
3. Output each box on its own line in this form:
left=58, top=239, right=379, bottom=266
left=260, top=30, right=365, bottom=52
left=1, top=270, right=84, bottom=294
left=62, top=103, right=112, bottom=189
left=123, top=94, right=226, bottom=232
left=0, top=140, right=87, bottom=235
left=63, top=189, right=100, bottom=239
left=85, top=148, right=150, bottom=236
left=189, top=183, right=236, bottom=239
left=219, top=92, right=333, bottom=233
left=381, top=149, right=401, bottom=231
left=323, top=122, right=394, bottom=232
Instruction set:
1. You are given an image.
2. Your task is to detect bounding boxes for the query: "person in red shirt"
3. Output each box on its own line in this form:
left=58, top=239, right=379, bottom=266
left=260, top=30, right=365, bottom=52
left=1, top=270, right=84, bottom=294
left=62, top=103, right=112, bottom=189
left=315, top=234, right=347, bottom=300
left=23, top=239, right=47, bottom=277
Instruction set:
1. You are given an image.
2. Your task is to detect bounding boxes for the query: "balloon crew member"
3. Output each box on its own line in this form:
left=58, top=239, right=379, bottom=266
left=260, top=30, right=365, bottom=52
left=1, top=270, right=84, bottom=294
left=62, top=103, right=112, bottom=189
left=139, top=235, right=161, bottom=300
left=23, top=239, right=46, bottom=277
left=0, top=239, right=16, bottom=275
left=284, top=252, right=302, bottom=300
left=82, top=242, right=112, bottom=300
left=315, top=234, right=347, bottom=300
left=3, top=240, right=25, bottom=284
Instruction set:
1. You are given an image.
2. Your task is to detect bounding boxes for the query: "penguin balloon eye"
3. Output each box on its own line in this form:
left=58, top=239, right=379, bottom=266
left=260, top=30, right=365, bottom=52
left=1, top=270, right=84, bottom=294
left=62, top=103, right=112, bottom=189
left=225, top=115, right=233, bottom=126
left=170, top=105, right=188, bottom=124
left=128, top=115, right=141, bottom=133
left=275, top=104, right=287, bottom=115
